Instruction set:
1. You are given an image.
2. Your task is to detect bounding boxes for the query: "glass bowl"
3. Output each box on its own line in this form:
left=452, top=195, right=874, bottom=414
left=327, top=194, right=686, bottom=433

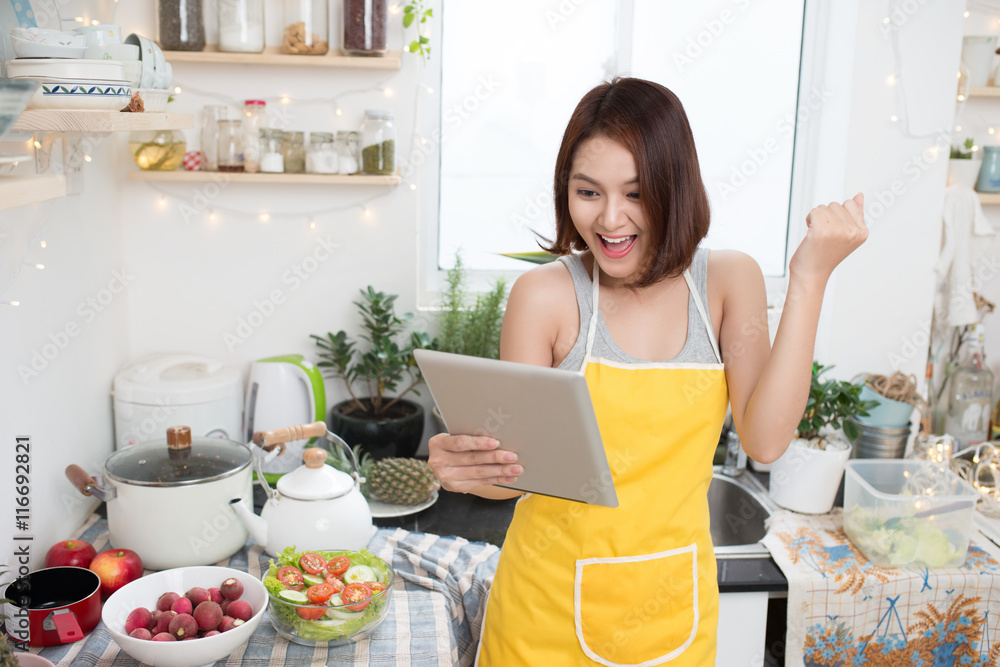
left=262, top=553, right=394, bottom=647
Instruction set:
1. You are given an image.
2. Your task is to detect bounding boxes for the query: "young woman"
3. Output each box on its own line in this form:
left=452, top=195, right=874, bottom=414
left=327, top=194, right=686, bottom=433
left=428, top=77, right=867, bottom=666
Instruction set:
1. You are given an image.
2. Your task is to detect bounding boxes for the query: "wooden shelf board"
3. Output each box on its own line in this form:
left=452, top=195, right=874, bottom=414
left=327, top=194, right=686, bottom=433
left=11, top=111, right=194, bottom=133
left=163, top=45, right=402, bottom=70
left=127, top=170, right=401, bottom=185
left=968, top=87, right=1000, bottom=98
left=978, top=192, right=1000, bottom=205
left=0, top=174, right=67, bottom=210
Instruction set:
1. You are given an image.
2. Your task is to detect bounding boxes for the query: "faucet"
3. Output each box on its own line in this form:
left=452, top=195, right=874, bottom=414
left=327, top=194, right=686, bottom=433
left=721, top=429, right=747, bottom=477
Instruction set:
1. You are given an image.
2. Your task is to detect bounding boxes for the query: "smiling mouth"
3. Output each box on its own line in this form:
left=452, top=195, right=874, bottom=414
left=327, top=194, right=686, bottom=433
left=598, top=234, right=637, bottom=257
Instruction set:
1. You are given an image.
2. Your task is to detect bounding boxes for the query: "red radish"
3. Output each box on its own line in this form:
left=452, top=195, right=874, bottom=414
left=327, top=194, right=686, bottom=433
left=157, top=592, right=180, bottom=612
left=168, top=613, right=197, bottom=640
left=125, top=607, right=153, bottom=634
left=226, top=600, right=252, bottom=622
left=170, top=596, right=193, bottom=615
left=208, top=587, right=223, bottom=604
left=155, top=610, right=176, bottom=634
left=152, top=632, right=176, bottom=641
left=129, top=628, right=152, bottom=640
left=193, top=601, right=223, bottom=631
left=218, top=616, right=245, bottom=633
left=220, top=577, right=244, bottom=601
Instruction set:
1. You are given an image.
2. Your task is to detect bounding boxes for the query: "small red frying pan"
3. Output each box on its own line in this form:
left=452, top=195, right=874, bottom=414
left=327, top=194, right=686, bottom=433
left=3, top=566, right=101, bottom=647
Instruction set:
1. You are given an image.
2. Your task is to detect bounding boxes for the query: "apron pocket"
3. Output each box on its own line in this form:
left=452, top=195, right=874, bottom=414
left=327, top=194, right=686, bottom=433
left=574, top=544, right=698, bottom=666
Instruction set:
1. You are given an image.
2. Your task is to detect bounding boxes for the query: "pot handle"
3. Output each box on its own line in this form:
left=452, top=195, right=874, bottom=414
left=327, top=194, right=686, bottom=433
left=251, top=421, right=328, bottom=450
left=65, top=465, right=114, bottom=502
left=44, top=609, right=83, bottom=644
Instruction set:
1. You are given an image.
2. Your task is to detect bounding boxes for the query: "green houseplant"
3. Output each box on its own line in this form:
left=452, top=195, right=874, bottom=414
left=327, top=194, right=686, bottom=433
left=312, top=286, right=431, bottom=459
left=768, top=362, right=879, bottom=514
left=948, top=137, right=982, bottom=188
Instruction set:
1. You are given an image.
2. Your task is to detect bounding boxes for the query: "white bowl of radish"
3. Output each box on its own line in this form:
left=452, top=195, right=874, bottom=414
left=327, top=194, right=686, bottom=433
left=262, top=547, right=394, bottom=646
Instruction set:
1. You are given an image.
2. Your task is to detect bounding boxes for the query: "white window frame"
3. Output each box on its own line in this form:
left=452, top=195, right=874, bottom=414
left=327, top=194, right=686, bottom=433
left=416, top=0, right=840, bottom=312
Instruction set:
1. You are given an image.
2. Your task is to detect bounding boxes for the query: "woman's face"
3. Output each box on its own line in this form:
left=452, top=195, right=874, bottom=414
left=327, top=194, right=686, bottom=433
left=568, top=135, right=647, bottom=285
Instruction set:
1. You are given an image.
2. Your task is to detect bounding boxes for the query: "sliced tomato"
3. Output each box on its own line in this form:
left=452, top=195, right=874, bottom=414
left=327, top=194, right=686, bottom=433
left=299, top=552, right=327, bottom=574
left=277, top=566, right=305, bottom=591
left=365, top=581, right=387, bottom=595
left=324, top=574, right=345, bottom=593
left=306, top=583, right=335, bottom=604
left=326, top=556, right=350, bottom=577
left=296, top=605, right=326, bottom=620
left=341, top=583, right=372, bottom=611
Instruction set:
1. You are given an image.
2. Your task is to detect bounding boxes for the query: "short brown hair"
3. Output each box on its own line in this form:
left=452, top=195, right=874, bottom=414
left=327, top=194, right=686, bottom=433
left=547, top=77, right=711, bottom=287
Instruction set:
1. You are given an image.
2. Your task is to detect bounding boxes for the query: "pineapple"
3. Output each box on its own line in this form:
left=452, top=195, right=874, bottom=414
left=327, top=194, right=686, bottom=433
left=366, top=457, right=440, bottom=506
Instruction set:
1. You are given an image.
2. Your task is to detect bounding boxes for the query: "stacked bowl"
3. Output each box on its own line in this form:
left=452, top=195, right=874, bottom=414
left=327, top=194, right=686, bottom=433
left=849, top=418, right=912, bottom=459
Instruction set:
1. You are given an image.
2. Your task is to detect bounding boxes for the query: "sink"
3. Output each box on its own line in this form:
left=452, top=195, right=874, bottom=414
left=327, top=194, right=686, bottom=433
left=708, top=469, right=776, bottom=557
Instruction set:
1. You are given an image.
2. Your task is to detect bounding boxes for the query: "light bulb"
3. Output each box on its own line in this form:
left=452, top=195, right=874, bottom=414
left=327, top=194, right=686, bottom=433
left=83, top=154, right=92, bottom=162
left=33, top=263, right=44, bottom=270
left=389, top=3, right=401, bottom=14
left=208, top=210, right=218, bottom=223
left=280, top=95, right=291, bottom=105
left=882, top=16, right=890, bottom=24
left=965, top=10, right=970, bottom=17
left=259, top=212, right=270, bottom=222
left=33, top=140, right=41, bottom=149
left=308, top=219, right=317, bottom=229
left=890, top=115, right=898, bottom=122
left=956, top=125, right=963, bottom=132
left=886, top=75, right=896, bottom=86
left=335, top=108, right=343, bottom=116
left=409, top=183, right=417, bottom=191
left=958, top=94, right=966, bottom=101
left=973, top=144, right=980, bottom=151
left=362, top=206, right=371, bottom=218
left=158, top=195, right=168, bottom=209
left=91, top=19, right=99, bottom=25
left=990, top=127, right=996, bottom=135
left=383, top=87, right=393, bottom=97
left=4, top=300, right=20, bottom=307
left=174, top=86, right=182, bottom=94
left=74, top=16, right=83, bottom=22
left=40, top=240, right=46, bottom=249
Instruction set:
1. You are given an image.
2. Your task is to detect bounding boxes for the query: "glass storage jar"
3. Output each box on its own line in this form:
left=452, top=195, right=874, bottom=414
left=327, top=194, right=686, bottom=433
left=343, top=0, right=387, bottom=56
left=218, top=0, right=265, bottom=53
left=156, top=0, right=206, bottom=51
left=337, top=131, right=360, bottom=174
left=241, top=100, right=268, bottom=173
left=129, top=130, right=187, bottom=171
left=282, top=131, right=306, bottom=173
left=260, top=129, right=285, bottom=173
left=360, top=109, right=395, bottom=175
left=281, top=0, right=328, bottom=54
left=201, top=104, right=228, bottom=172
left=306, top=132, right=338, bottom=174
left=217, top=119, right=245, bottom=172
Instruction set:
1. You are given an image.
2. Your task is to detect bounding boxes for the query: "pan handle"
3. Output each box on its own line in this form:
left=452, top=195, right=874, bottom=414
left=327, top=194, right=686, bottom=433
left=251, top=421, right=328, bottom=449
left=65, top=465, right=114, bottom=502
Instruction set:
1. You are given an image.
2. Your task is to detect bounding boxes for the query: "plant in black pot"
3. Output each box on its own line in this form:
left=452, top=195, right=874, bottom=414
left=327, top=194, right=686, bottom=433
left=312, top=287, right=431, bottom=460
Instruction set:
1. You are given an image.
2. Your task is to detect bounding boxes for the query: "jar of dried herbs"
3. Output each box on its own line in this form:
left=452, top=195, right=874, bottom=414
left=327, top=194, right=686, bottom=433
left=281, top=0, right=328, bottom=54
left=360, top=109, right=395, bottom=175
left=343, top=0, right=387, bottom=56
left=282, top=131, right=306, bottom=173
left=157, top=0, right=206, bottom=51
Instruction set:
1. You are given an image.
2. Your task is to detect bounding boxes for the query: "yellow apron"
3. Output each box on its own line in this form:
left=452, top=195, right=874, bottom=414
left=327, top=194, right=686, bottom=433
left=477, top=260, right=729, bottom=666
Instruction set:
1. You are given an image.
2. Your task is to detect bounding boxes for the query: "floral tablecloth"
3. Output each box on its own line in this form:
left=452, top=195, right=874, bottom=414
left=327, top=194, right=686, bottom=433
left=762, top=509, right=1000, bottom=667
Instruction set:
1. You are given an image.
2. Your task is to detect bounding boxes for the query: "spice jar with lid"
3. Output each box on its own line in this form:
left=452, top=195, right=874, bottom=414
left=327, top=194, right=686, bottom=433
left=218, top=0, right=265, bottom=53
left=281, top=0, right=328, bottom=55
left=306, top=132, right=338, bottom=174
left=260, top=129, right=285, bottom=173
left=360, top=110, right=395, bottom=175
left=156, top=0, right=206, bottom=51
left=337, top=131, right=360, bottom=174
left=217, top=119, right=245, bottom=172
left=282, top=131, right=306, bottom=173
left=241, top=100, right=268, bottom=173
left=343, top=0, right=387, bottom=56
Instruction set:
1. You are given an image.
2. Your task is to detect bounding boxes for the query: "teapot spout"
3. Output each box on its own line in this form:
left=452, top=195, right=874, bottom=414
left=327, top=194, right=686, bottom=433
left=229, top=498, right=268, bottom=550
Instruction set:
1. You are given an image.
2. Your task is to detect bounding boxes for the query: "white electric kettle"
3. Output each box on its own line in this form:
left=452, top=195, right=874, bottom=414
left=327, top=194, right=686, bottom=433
left=244, top=354, right=326, bottom=475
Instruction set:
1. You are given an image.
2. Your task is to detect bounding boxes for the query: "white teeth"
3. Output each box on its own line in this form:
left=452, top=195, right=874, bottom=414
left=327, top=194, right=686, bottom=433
left=600, top=235, right=632, bottom=244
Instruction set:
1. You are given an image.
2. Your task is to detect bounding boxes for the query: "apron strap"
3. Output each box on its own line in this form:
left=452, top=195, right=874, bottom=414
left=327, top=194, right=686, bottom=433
left=683, top=271, right=723, bottom=364
left=581, top=259, right=601, bottom=374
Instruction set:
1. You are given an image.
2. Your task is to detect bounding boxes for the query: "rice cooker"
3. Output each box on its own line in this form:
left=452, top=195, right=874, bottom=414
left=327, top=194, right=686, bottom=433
left=112, top=353, right=243, bottom=449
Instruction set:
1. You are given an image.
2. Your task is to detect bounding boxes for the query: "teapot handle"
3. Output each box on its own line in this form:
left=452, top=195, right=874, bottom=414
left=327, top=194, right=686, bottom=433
left=326, top=431, right=364, bottom=484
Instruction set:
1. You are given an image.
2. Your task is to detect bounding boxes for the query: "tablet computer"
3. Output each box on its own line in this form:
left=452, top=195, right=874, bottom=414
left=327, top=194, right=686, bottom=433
left=414, top=349, right=618, bottom=507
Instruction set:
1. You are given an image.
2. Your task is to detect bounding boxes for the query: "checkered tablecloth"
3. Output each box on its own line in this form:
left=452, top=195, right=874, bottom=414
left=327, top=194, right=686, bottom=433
left=17, top=515, right=500, bottom=666
left=762, top=509, right=1000, bottom=666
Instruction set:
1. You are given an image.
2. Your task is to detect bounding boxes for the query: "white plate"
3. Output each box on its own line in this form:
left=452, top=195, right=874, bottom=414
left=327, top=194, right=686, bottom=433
left=367, top=489, right=439, bottom=518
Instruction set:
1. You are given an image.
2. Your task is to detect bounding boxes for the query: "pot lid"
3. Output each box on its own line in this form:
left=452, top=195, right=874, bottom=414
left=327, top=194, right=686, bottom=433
left=276, top=447, right=355, bottom=500
left=112, top=353, right=243, bottom=406
left=104, top=426, right=251, bottom=486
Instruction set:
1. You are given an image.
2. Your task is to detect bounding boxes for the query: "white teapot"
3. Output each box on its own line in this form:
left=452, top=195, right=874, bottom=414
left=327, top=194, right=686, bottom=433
left=230, top=422, right=372, bottom=557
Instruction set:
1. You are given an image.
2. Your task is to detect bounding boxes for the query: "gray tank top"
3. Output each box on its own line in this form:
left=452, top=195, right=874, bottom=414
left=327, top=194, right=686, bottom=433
left=557, top=248, right=722, bottom=371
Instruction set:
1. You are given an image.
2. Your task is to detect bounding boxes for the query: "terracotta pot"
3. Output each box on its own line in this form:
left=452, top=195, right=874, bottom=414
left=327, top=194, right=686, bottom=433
left=327, top=398, right=424, bottom=459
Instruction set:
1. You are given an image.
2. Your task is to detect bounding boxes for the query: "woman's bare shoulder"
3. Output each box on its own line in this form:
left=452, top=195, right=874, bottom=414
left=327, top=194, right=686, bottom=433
left=501, top=257, right=579, bottom=365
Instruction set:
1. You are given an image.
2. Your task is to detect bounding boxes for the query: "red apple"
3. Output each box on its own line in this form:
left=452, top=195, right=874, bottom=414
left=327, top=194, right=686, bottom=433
left=89, top=549, right=144, bottom=599
left=44, top=540, right=98, bottom=569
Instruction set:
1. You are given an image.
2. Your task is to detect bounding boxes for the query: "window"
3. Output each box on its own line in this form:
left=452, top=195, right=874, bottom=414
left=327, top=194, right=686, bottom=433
left=424, top=0, right=807, bottom=293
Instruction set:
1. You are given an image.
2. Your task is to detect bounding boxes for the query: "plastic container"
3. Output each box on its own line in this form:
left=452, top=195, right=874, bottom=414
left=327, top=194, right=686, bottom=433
left=843, top=459, right=979, bottom=568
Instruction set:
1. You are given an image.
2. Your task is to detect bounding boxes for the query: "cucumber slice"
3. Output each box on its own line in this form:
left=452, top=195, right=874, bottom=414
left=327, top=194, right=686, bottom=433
left=324, top=593, right=362, bottom=619
left=343, top=565, right=376, bottom=584
left=278, top=589, right=309, bottom=603
left=303, top=573, right=325, bottom=586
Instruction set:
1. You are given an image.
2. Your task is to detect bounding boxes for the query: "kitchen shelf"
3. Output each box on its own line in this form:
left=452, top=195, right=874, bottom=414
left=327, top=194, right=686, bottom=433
left=127, top=170, right=401, bottom=185
left=978, top=192, right=1000, bottom=205
left=0, top=174, right=67, bottom=210
left=163, top=46, right=402, bottom=70
left=968, top=87, right=1000, bottom=98
left=11, top=110, right=194, bottom=134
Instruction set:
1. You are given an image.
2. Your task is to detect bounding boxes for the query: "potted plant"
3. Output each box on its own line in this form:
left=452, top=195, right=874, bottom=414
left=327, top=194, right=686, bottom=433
left=768, top=362, right=879, bottom=514
left=948, top=137, right=981, bottom=188
left=430, top=251, right=509, bottom=432
left=312, top=286, right=431, bottom=460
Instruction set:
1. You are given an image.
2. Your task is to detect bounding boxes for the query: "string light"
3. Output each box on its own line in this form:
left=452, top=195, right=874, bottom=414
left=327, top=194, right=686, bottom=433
left=208, top=209, right=218, bottom=223
left=886, top=75, right=896, bottom=86
left=174, top=86, right=182, bottom=94
left=421, top=85, right=434, bottom=94
left=965, top=10, right=970, bottom=17
left=280, top=95, right=291, bottom=105
left=3, top=300, right=20, bottom=307
left=308, top=218, right=317, bottom=229
left=882, top=16, right=891, bottom=24
left=27, top=263, right=44, bottom=270
left=158, top=195, right=168, bottom=209
left=958, top=94, right=966, bottom=101
left=335, top=108, right=343, bottom=116
left=259, top=211, right=270, bottom=222
left=83, top=154, right=92, bottom=162
left=956, top=125, right=963, bottom=132
left=890, top=115, right=898, bottom=122
left=74, top=16, right=83, bottom=22
left=389, top=2, right=401, bottom=14
left=409, top=183, right=417, bottom=190
left=32, top=139, right=41, bottom=149
left=990, top=127, right=996, bottom=135
left=90, top=19, right=99, bottom=25
left=382, top=87, right=394, bottom=97
left=362, top=206, right=371, bottom=218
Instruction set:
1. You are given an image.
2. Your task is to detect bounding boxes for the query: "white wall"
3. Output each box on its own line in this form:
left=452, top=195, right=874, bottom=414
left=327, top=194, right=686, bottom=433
left=0, top=0, right=976, bottom=571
